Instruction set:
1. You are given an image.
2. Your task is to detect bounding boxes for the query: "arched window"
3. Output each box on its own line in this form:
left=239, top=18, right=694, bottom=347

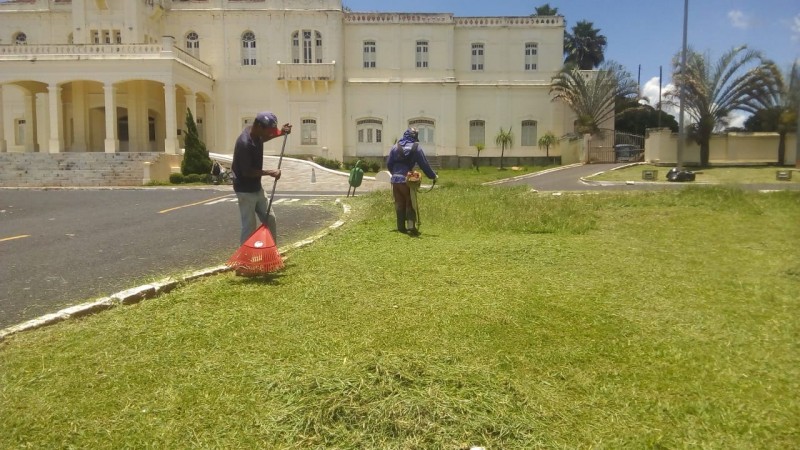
left=292, top=30, right=323, bottom=64
left=408, top=118, right=435, bottom=145
left=241, top=31, right=256, bottom=66
left=521, top=120, right=538, bottom=146
left=357, top=118, right=383, bottom=144
left=315, top=31, right=323, bottom=63
left=524, top=42, right=538, bottom=71
left=14, top=32, right=27, bottom=45
left=301, top=118, right=317, bottom=145
left=469, top=120, right=485, bottom=146
left=186, top=31, right=199, bottom=58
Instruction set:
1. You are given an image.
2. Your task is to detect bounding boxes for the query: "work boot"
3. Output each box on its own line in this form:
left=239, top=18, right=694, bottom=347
left=395, top=210, right=407, bottom=233
left=406, top=209, right=417, bottom=235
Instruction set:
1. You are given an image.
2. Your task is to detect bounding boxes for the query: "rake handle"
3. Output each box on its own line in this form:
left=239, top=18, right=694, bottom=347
left=266, top=133, right=289, bottom=217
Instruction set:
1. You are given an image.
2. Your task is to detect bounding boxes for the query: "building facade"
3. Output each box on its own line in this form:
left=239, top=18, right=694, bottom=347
left=0, top=0, right=574, bottom=162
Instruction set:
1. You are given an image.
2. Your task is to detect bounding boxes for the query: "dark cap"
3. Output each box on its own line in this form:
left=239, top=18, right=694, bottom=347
left=254, top=111, right=278, bottom=128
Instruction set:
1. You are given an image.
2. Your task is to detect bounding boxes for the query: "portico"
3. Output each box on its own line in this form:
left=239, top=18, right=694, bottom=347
left=0, top=38, right=214, bottom=155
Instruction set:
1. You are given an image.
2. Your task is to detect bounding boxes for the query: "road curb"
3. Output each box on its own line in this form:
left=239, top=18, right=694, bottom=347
left=0, top=199, right=351, bottom=342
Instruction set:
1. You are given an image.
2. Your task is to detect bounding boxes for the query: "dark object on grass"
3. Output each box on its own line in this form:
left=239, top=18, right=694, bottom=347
left=666, top=167, right=696, bottom=182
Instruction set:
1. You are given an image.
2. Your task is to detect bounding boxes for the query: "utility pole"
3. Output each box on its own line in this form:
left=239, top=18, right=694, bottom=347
left=677, top=0, right=689, bottom=170
left=658, top=66, right=662, bottom=128
left=796, top=99, right=800, bottom=168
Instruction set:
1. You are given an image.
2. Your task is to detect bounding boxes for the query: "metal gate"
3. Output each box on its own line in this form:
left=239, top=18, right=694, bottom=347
left=587, top=129, right=645, bottom=164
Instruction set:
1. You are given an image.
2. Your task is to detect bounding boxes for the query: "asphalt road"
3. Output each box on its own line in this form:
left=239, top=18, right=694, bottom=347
left=494, top=163, right=800, bottom=192
left=0, top=188, right=339, bottom=329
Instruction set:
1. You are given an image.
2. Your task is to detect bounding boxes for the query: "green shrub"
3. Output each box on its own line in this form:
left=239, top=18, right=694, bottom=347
left=344, top=159, right=382, bottom=173
left=315, top=157, right=342, bottom=170
left=181, top=108, right=212, bottom=176
left=185, top=173, right=203, bottom=183
left=169, top=173, right=185, bottom=184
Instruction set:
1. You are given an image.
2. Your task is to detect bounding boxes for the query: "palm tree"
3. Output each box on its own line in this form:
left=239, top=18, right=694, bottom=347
left=537, top=131, right=558, bottom=165
left=564, top=20, right=606, bottom=70
left=495, top=127, right=514, bottom=170
left=532, top=4, right=559, bottom=16
left=667, top=46, right=780, bottom=166
left=746, top=61, right=800, bottom=165
left=550, top=61, right=639, bottom=135
left=473, top=143, right=485, bottom=171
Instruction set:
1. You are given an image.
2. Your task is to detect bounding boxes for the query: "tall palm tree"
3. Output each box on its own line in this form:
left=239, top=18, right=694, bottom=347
left=532, top=4, right=559, bottom=16
left=495, top=127, right=514, bottom=170
left=537, top=131, right=558, bottom=165
left=563, top=20, right=606, bottom=70
left=746, top=61, right=800, bottom=165
left=550, top=61, right=639, bottom=135
left=667, top=46, right=780, bottom=166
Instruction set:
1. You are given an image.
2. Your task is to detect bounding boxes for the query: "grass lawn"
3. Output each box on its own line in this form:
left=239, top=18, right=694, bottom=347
left=1, top=178, right=799, bottom=448
left=587, top=164, right=800, bottom=184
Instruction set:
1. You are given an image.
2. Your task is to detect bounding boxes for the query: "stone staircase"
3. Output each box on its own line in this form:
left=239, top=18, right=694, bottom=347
left=0, top=152, right=171, bottom=187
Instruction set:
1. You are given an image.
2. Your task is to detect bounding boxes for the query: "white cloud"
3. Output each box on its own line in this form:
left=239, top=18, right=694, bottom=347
left=792, top=14, right=800, bottom=42
left=640, top=77, right=679, bottom=116
left=727, top=111, right=749, bottom=130
left=728, top=10, right=751, bottom=30
left=640, top=76, right=752, bottom=129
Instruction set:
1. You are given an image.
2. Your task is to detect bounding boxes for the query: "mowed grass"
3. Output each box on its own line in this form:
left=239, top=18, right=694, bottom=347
left=588, top=164, right=800, bottom=184
left=1, top=183, right=799, bottom=448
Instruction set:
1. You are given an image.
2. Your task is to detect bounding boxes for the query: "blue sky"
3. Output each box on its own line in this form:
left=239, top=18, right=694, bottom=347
left=344, top=0, right=800, bottom=125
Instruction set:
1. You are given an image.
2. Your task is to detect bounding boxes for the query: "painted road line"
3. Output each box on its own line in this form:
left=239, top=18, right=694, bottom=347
left=203, top=197, right=301, bottom=206
left=0, top=234, right=31, bottom=243
left=159, top=195, right=234, bottom=214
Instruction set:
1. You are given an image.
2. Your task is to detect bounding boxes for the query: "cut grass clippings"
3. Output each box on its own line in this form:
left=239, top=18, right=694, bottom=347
left=1, top=184, right=799, bottom=448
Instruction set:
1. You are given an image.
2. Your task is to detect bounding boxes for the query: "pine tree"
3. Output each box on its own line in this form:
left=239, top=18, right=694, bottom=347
left=181, top=108, right=212, bottom=176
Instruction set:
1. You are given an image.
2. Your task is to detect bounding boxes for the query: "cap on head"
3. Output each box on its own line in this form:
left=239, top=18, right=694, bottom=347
left=254, top=111, right=278, bottom=129
left=407, top=127, right=419, bottom=142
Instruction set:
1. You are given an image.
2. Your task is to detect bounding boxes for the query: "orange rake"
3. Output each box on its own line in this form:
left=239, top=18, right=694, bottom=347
left=227, top=223, right=283, bottom=275
left=227, top=133, right=288, bottom=276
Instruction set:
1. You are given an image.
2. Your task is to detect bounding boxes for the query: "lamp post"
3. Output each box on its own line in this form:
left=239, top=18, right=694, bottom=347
left=677, top=0, right=689, bottom=170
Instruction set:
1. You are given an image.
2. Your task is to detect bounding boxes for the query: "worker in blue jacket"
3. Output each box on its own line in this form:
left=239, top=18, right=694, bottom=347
left=386, top=128, right=437, bottom=235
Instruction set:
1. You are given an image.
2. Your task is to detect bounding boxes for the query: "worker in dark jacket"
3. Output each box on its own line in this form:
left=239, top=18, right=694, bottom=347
left=231, top=111, right=292, bottom=245
left=386, top=127, right=437, bottom=235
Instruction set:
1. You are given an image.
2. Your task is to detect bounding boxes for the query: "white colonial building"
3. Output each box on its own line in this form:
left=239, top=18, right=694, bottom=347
left=0, top=0, right=574, bottom=166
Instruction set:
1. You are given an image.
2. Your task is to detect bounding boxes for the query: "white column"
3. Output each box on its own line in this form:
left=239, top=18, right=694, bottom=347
left=103, top=82, right=119, bottom=153
left=71, top=82, right=87, bottom=151
left=128, top=81, right=143, bottom=152
left=0, top=85, right=6, bottom=152
left=164, top=82, right=178, bottom=154
left=185, top=92, right=196, bottom=120
left=48, top=83, right=63, bottom=153
left=24, top=93, right=35, bottom=152
left=204, top=101, right=215, bottom=150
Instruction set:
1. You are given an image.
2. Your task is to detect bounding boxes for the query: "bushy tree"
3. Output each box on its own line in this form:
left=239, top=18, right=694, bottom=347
left=666, top=46, right=779, bottom=166
left=532, top=3, right=559, bottom=16
left=181, top=108, right=212, bottom=176
left=615, top=97, right=679, bottom=134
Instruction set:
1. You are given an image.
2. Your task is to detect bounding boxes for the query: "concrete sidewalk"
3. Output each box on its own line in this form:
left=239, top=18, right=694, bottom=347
left=210, top=153, right=390, bottom=195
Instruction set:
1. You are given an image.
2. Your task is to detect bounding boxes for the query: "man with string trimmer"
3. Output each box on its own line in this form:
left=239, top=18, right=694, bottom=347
left=386, top=127, right=437, bottom=235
